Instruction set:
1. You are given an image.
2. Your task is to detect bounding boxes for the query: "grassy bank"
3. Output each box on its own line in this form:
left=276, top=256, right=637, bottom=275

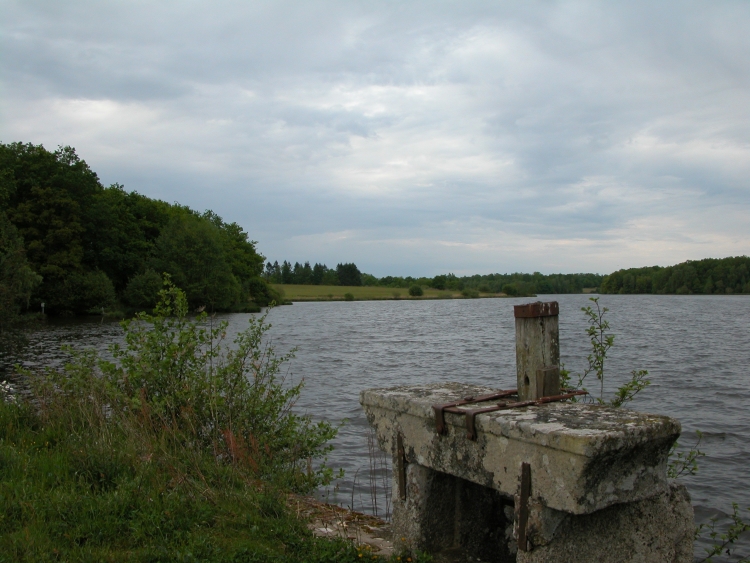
left=0, top=281, right=426, bottom=562
left=0, top=400, right=364, bottom=563
left=272, top=284, right=506, bottom=301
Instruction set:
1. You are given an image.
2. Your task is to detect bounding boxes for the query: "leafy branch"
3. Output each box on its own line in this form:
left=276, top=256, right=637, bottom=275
left=696, top=504, right=750, bottom=563
left=668, top=431, right=705, bottom=479
left=564, top=296, right=651, bottom=407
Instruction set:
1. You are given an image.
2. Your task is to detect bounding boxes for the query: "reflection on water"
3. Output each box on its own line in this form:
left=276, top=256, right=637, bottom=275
left=5, top=294, right=750, bottom=558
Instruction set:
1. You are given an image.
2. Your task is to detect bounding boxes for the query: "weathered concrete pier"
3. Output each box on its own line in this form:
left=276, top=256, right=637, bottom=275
left=360, top=301, right=694, bottom=563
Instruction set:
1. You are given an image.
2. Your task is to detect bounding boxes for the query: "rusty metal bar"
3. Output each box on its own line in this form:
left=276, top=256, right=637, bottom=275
left=433, top=389, right=588, bottom=440
left=518, top=462, right=531, bottom=552
left=396, top=433, right=406, bottom=501
left=433, top=390, right=517, bottom=435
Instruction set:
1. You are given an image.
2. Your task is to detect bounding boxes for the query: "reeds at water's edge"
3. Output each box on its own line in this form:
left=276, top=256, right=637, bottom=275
left=368, top=428, right=392, bottom=521
left=326, top=428, right=392, bottom=521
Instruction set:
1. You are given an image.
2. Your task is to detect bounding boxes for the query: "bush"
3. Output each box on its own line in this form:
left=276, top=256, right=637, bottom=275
left=122, top=269, right=162, bottom=311
left=246, top=276, right=283, bottom=307
left=344, top=292, right=354, bottom=301
left=29, top=279, right=337, bottom=492
left=67, top=270, right=117, bottom=313
left=502, top=283, right=519, bottom=296
left=461, top=288, right=479, bottom=298
left=408, top=285, right=423, bottom=297
left=431, top=275, right=447, bottom=290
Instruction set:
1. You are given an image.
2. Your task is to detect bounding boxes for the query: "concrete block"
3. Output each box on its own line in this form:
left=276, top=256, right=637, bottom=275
left=361, top=382, right=681, bottom=515
left=517, top=482, right=694, bottom=563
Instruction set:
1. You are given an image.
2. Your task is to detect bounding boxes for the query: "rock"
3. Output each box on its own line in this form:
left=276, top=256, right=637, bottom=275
left=517, top=482, right=694, bottom=563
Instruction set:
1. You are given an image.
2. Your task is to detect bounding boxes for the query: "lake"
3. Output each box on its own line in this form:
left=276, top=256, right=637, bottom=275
left=6, top=294, right=750, bottom=559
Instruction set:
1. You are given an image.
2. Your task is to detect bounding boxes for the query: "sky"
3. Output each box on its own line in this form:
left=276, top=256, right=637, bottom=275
left=1, top=1, right=749, bottom=277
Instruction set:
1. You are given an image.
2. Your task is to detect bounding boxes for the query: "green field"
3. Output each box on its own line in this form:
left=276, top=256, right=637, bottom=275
left=272, top=284, right=503, bottom=301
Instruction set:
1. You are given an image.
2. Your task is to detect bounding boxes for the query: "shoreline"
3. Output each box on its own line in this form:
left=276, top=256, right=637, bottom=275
left=289, top=494, right=393, bottom=556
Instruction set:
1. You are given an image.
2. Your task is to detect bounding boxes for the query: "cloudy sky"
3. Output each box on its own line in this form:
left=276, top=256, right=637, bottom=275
left=2, top=1, right=748, bottom=276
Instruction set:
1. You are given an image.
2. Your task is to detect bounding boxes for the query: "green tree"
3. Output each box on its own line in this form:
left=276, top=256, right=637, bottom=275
left=322, top=268, right=339, bottom=285
left=123, top=269, right=163, bottom=311
left=0, top=143, right=104, bottom=313
left=82, top=185, right=171, bottom=293
left=202, top=210, right=264, bottom=284
left=312, top=263, right=327, bottom=285
left=0, top=192, right=42, bottom=355
left=502, top=283, right=519, bottom=296
left=64, top=269, right=117, bottom=313
left=336, top=263, right=362, bottom=286
left=151, top=214, right=240, bottom=310
left=431, top=275, right=447, bottom=290
left=281, top=260, right=293, bottom=284
left=245, top=276, right=283, bottom=307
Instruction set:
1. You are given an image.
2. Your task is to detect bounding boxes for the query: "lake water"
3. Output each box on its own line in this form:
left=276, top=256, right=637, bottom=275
left=5, top=294, right=750, bottom=560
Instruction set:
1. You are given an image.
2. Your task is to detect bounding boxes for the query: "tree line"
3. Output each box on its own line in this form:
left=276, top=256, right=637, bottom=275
left=266, top=256, right=750, bottom=297
left=263, top=261, right=364, bottom=286
left=600, top=256, right=750, bottom=295
left=0, top=142, right=279, bottom=324
left=264, top=261, right=604, bottom=296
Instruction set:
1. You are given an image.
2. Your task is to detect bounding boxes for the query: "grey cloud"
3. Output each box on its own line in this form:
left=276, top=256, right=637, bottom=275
left=1, top=0, right=749, bottom=275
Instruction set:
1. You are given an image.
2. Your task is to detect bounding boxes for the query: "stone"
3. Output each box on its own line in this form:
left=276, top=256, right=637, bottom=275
left=361, top=382, right=694, bottom=563
left=361, top=382, right=680, bottom=514
left=517, top=482, right=695, bottom=563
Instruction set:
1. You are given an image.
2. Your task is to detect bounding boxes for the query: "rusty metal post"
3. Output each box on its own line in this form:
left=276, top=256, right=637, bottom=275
left=518, top=462, right=532, bottom=552
left=396, top=433, right=407, bottom=501
left=514, top=301, right=560, bottom=401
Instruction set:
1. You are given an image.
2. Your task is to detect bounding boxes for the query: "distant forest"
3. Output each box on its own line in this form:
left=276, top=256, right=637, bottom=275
left=267, top=256, right=750, bottom=297
left=0, top=142, right=279, bottom=319
left=264, top=260, right=604, bottom=296
left=600, top=256, right=750, bottom=294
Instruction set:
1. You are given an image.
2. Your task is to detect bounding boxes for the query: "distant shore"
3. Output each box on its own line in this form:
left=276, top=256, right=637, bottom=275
left=272, top=283, right=513, bottom=302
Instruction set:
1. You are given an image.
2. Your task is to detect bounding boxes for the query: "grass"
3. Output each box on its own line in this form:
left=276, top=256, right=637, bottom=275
left=0, top=400, right=407, bottom=563
left=272, top=285, right=505, bottom=301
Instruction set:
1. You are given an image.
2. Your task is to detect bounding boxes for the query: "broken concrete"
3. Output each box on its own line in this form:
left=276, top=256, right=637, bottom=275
left=516, top=482, right=694, bottom=563
left=360, top=382, right=694, bottom=563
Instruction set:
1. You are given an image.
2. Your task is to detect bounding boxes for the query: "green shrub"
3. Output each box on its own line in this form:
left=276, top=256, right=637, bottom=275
left=28, top=278, right=337, bottom=492
left=122, top=269, right=162, bottom=311
left=246, top=276, right=283, bottom=306
left=57, top=269, right=117, bottom=314
left=408, top=285, right=423, bottom=297
left=344, top=292, right=354, bottom=301
left=461, top=288, right=479, bottom=298
left=502, top=283, right=519, bottom=296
